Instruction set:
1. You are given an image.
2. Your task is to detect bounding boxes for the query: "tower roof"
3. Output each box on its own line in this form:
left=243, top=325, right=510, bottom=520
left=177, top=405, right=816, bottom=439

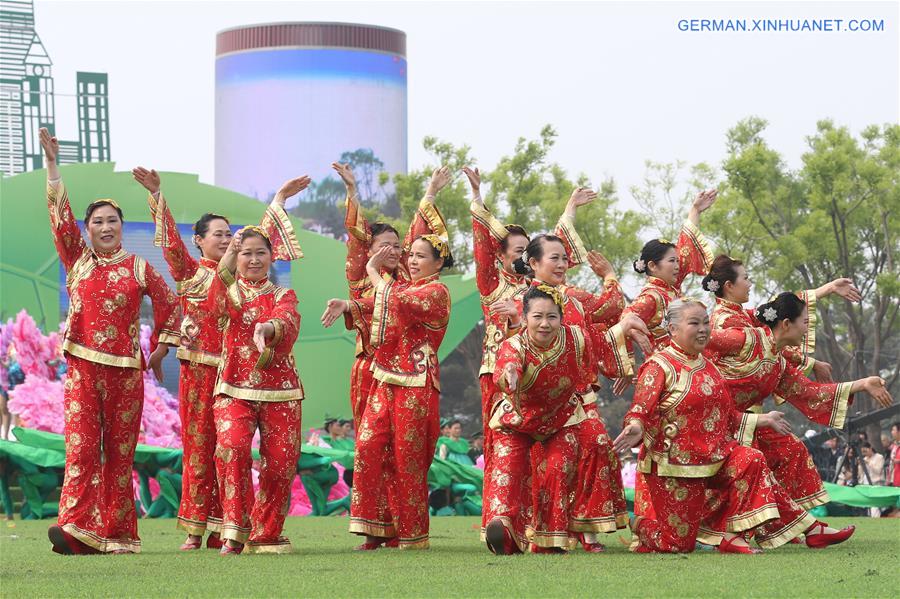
left=216, top=22, right=406, bottom=58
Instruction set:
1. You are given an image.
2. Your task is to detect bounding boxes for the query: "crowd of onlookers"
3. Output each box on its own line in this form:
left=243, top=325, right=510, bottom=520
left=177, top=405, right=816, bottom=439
left=803, top=422, right=900, bottom=517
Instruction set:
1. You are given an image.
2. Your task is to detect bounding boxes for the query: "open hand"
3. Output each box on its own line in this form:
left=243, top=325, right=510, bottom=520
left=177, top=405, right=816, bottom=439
left=39, top=128, right=59, bottom=163
left=132, top=166, right=161, bottom=194
left=613, top=422, right=643, bottom=454
left=321, top=299, right=350, bottom=328
left=146, top=344, right=169, bottom=382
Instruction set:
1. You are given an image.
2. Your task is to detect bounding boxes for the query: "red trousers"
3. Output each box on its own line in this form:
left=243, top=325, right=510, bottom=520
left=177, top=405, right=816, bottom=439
left=350, top=355, right=375, bottom=428
left=484, top=423, right=583, bottom=551
left=755, top=427, right=828, bottom=509
left=633, top=444, right=813, bottom=552
left=349, top=381, right=439, bottom=549
left=479, top=374, right=499, bottom=532
left=213, top=396, right=302, bottom=554
left=177, top=361, right=222, bottom=535
left=58, top=356, right=144, bottom=553
left=570, top=414, right=628, bottom=535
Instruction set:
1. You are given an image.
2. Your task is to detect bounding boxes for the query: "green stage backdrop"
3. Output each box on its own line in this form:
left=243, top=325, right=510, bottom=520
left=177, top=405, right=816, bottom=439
left=0, top=163, right=481, bottom=427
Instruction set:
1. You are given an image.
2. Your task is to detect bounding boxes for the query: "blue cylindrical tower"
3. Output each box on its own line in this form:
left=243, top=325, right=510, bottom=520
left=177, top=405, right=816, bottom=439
left=215, top=22, right=407, bottom=202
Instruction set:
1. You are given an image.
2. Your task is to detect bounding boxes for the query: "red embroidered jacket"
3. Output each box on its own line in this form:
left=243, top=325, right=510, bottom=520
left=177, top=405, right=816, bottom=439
left=705, top=327, right=852, bottom=429
left=147, top=192, right=301, bottom=367
left=349, top=273, right=451, bottom=390
left=470, top=198, right=528, bottom=377
left=626, top=343, right=758, bottom=477
left=622, top=220, right=714, bottom=351
left=48, top=179, right=180, bottom=369
left=493, top=322, right=634, bottom=439
left=343, top=196, right=448, bottom=359
left=203, top=265, right=303, bottom=402
left=710, top=294, right=817, bottom=375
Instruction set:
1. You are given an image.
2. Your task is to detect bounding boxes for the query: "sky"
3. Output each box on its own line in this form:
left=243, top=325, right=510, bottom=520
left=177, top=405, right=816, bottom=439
left=33, top=0, right=899, bottom=212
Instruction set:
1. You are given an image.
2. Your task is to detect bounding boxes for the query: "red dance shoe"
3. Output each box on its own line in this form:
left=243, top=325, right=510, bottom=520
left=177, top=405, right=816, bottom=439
left=575, top=532, right=606, bottom=553
left=206, top=534, right=224, bottom=550
left=717, top=535, right=761, bottom=555
left=805, top=521, right=855, bottom=549
left=354, top=536, right=395, bottom=551
left=219, top=542, right=244, bottom=556
left=48, top=525, right=100, bottom=555
left=180, top=537, right=202, bottom=551
left=485, top=519, right=522, bottom=556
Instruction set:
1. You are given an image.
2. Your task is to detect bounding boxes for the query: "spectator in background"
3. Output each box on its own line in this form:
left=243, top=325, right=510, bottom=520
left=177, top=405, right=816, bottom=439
left=436, top=420, right=472, bottom=465
left=821, top=436, right=843, bottom=482
left=340, top=419, right=354, bottom=440
left=860, top=442, right=885, bottom=486
left=468, top=432, right=484, bottom=464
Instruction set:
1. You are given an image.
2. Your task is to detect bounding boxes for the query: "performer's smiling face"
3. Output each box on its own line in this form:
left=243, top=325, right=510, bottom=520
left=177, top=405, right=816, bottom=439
left=648, top=247, right=679, bottom=286
left=529, top=239, right=568, bottom=286
left=773, top=306, right=809, bottom=346
left=407, top=238, right=442, bottom=281
left=86, top=204, right=123, bottom=253
left=525, top=297, right=562, bottom=347
left=725, top=264, right=752, bottom=304
left=237, top=235, right=272, bottom=282
left=368, top=230, right=401, bottom=271
left=196, top=218, right=232, bottom=261
left=668, top=303, right=710, bottom=355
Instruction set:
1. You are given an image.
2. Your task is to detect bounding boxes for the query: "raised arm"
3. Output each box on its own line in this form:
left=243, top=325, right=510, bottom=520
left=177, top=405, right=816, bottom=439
left=333, top=163, right=373, bottom=297
left=40, top=128, right=84, bottom=271
left=261, top=176, right=308, bottom=262
left=555, top=187, right=596, bottom=268
left=674, top=189, right=716, bottom=287
left=134, top=167, right=199, bottom=283
left=403, top=166, right=451, bottom=253
left=465, top=167, right=505, bottom=297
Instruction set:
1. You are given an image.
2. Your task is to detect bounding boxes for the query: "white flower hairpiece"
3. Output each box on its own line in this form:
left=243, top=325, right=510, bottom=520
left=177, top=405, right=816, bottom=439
left=635, top=259, right=646, bottom=272
left=763, top=307, right=778, bottom=322
left=705, top=280, right=719, bottom=292
left=521, top=249, right=528, bottom=262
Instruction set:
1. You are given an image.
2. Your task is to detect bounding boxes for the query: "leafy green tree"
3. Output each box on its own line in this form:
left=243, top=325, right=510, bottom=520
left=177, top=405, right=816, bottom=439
left=705, top=117, right=899, bottom=442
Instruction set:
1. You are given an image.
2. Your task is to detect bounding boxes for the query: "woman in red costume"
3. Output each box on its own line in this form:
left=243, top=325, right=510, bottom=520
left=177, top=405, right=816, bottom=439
left=331, top=163, right=451, bottom=428
left=701, top=291, right=892, bottom=547
left=133, top=167, right=307, bottom=551
left=509, top=228, right=650, bottom=552
left=621, top=189, right=718, bottom=354
left=322, top=171, right=454, bottom=550
left=701, top=255, right=863, bottom=513
left=203, top=223, right=304, bottom=555
left=40, top=128, right=181, bottom=555
left=702, top=254, right=861, bottom=381
left=461, top=166, right=530, bottom=536
left=484, top=285, right=646, bottom=554
left=615, top=299, right=831, bottom=554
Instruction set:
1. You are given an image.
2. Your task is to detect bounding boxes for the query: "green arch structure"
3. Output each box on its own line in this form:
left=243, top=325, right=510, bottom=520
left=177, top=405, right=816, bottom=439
left=0, top=163, right=481, bottom=426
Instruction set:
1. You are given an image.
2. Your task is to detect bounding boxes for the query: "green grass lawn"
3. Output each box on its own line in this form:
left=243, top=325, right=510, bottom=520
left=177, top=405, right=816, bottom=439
left=0, top=516, right=897, bottom=598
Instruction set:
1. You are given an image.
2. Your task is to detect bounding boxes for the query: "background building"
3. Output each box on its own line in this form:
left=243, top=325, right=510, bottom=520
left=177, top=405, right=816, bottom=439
left=214, top=22, right=407, bottom=206
left=0, top=0, right=109, bottom=175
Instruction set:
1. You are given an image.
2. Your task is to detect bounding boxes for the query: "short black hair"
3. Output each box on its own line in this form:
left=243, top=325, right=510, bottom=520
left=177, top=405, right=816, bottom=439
left=84, top=200, right=123, bottom=223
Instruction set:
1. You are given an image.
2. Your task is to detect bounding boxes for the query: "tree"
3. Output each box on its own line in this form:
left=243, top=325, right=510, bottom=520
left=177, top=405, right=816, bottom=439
left=290, top=176, right=346, bottom=238
left=705, top=117, right=899, bottom=444
left=339, top=148, right=386, bottom=206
